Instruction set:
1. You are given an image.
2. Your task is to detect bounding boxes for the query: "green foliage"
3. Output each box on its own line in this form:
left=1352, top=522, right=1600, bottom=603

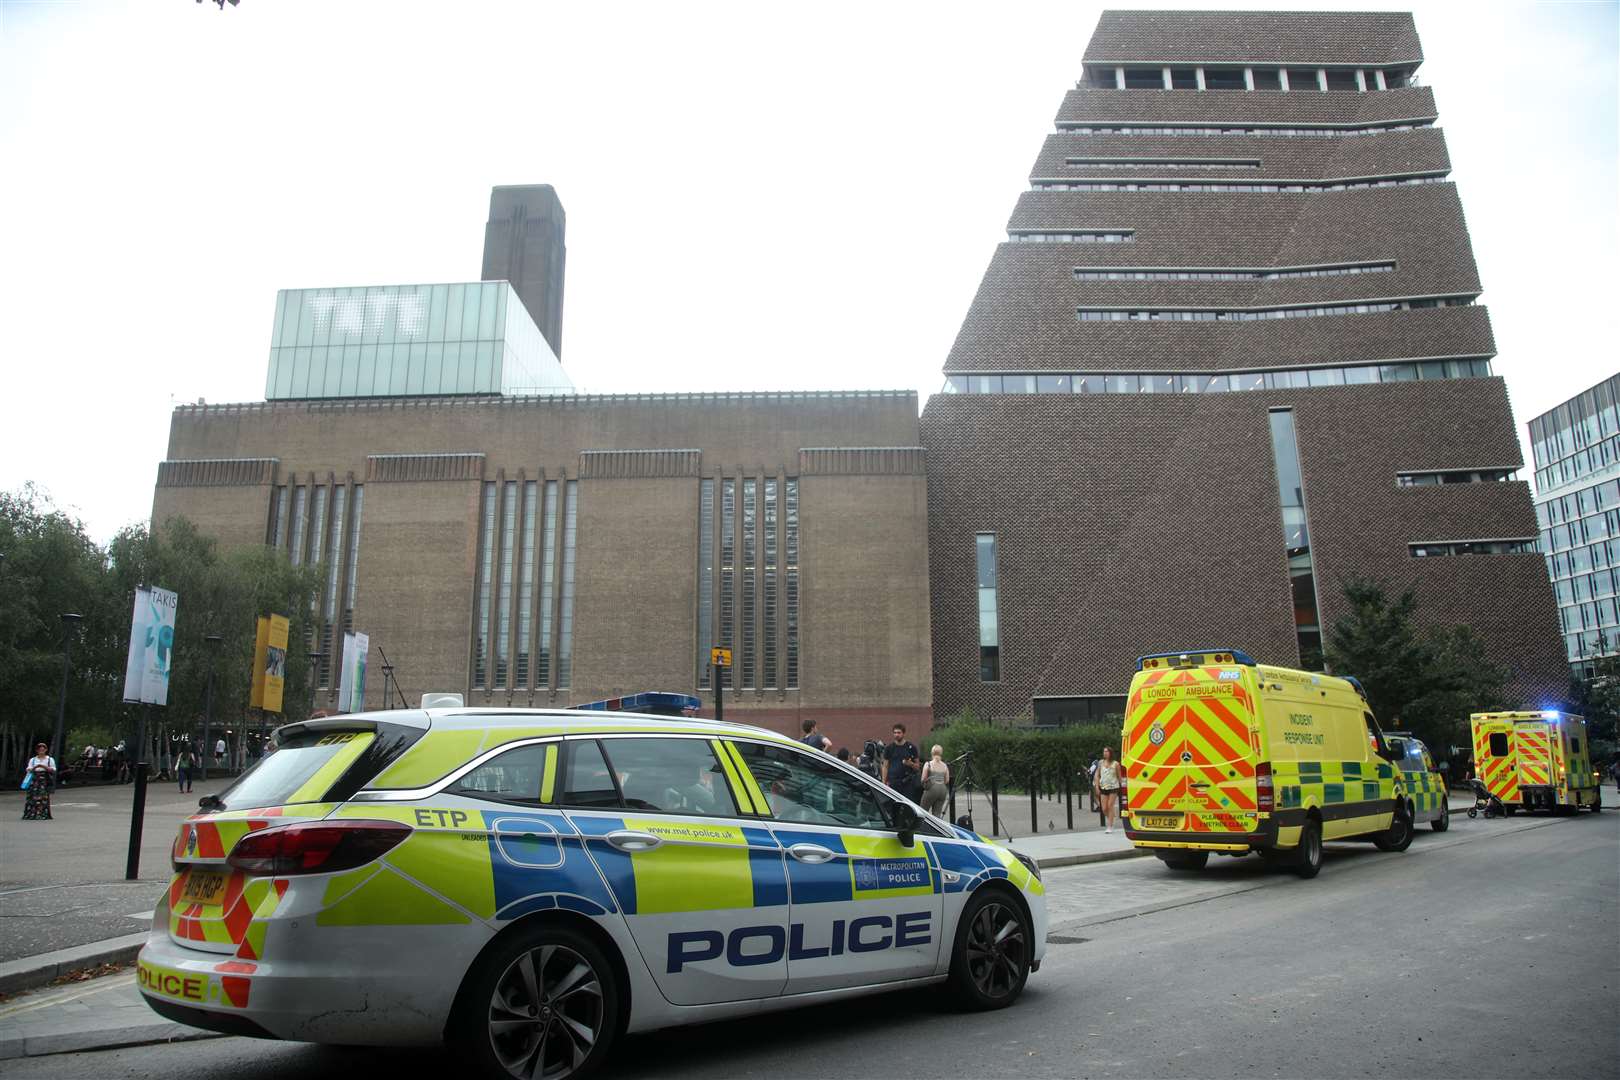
left=1325, top=576, right=1508, bottom=757
left=934, top=711, right=1123, bottom=787
left=0, top=488, right=323, bottom=775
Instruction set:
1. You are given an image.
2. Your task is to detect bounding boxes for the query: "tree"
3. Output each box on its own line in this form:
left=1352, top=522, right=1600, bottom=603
left=1323, top=578, right=1430, bottom=725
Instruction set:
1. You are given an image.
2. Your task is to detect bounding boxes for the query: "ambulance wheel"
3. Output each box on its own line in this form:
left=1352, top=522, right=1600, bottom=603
left=1466, top=807, right=1478, bottom=819
left=454, top=922, right=621, bottom=1080
left=1158, top=850, right=1208, bottom=871
left=1431, top=799, right=1450, bottom=832
left=947, top=887, right=1030, bottom=1011
left=1292, top=819, right=1323, bottom=879
left=1373, top=802, right=1414, bottom=852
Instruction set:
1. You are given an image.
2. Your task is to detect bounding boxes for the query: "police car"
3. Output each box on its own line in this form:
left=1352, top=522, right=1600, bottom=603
left=137, top=708, right=1047, bottom=1079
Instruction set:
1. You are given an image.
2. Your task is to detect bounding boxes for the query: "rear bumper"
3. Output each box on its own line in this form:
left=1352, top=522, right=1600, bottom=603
left=1125, top=815, right=1280, bottom=852
left=136, top=928, right=453, bottom=1045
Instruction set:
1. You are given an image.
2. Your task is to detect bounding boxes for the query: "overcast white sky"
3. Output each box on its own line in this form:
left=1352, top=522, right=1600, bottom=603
left=1, top=0, right=1615, bottom=542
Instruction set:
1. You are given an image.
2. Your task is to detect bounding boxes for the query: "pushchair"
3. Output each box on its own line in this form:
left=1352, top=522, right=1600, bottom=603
left=1466, top=777, right=1505, bottom=819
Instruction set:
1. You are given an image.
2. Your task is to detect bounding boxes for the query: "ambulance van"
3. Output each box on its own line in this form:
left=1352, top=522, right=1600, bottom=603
left=1122, top=649, right=1412, bottom=878
left=1470, top=711, right=1601, bottom=814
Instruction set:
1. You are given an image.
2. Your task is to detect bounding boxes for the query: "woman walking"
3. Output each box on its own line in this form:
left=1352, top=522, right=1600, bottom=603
left=1095, top=746, right=1122, bottom=833
left=176, top=745, right=196, bottom=794
left=21, top=742, right=56, bottom=821
left=920, top=745, right=951, bottom=817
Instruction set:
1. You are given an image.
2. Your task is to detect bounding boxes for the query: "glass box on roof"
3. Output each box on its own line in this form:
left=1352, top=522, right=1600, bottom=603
left=265, top=282, right=573, bottom=400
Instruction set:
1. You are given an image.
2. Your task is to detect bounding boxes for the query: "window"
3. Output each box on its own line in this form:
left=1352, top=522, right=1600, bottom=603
left=1007, top=231, right=1134, bottom=243
left=269, top=486, right=287, bottom=549
left=1325, top=69, right=1360, bottom=91
left=763, top=478, right=779, bottom=689
left=289, top=485, right=309, bottom=566
left=556, top=480, right=578, bottom=688
left=1066, top=157, right=1260, bottom=169
left=1056, top=119, right=1433, bottom=136
left=719, top=478, right=736, bottom=690
left=1397, top=469, right=1517, bottom=487
left=1269, top=409, right=1321, bottom=668
left=537, top=480, right=559, bottom=686
left=784, top=478, right=800, bottom=689
left=600, top=738, right=740, bottom=817
left=733, top=742, right=891, bottom=830
left=1169, top=67, right=1198, bottom=90
left=515, top=482, right=536, bottom=687
left=1408, top=539, right=1538, bottom=557
left=977, top=533, right=1000, bottom=681
left=1075, top=296, right=1471, bottom=324
left=1031, top=174, right=1447, bottom=193
left=559, top=740, right=620, bottom=808
left=1251, top=68, right=1283, bottom=91
left=1204, top=68, right=1246, bottom=90
left=1488, top=732, right=1510, bottom=757
left=1074, top=262, right=1392, bottom=282
left=1123, top=67, right=1164, bottom=89
left=451, top=742, right=551, bottom=804
left=495, top=479, right=517, bottom=688
left=1286, top=68, right=1321, bottom=91
left=697, top=478, right=715, bottom=688
left=473, top=482, right=496, bottom=689
left=742, top=478, right=757, bottom=689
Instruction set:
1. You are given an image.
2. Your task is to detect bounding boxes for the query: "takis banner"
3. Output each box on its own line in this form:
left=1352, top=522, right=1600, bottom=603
left=122, top=586, right=178, bottom=706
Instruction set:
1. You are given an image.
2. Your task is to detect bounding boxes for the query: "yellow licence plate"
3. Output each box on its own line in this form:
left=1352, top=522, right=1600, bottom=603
left=1136, top=814, right=1182, bottom=830
left=180, top=870, right=227, bottom=906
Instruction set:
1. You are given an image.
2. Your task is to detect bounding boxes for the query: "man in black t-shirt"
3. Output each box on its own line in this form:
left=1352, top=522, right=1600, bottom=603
left=801, top=719, right=830, bottom=752
left=881, top=723, right=921, bottom=799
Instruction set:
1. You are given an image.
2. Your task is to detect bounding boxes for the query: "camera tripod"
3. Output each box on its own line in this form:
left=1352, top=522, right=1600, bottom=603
left=947, top=749, right=1006, bottom=839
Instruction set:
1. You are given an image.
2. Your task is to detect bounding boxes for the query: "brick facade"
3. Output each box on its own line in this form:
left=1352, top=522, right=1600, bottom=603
left=923, top=10, right=1568, bottom=721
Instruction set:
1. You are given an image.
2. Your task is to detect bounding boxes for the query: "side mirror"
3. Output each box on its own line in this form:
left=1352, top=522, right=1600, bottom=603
left=197, top=794, right=223, bottom=811
left=892, top=801, right=919, bottom=847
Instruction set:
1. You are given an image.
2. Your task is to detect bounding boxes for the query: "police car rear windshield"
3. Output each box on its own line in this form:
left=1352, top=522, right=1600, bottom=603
left=214, top=730, right=368, bottom=811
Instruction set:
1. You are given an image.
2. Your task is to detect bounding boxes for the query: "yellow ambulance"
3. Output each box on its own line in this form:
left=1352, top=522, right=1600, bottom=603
left=1469, top=711, right=1601, bottom=814
left=1121, top=649, right=1412, bottom=878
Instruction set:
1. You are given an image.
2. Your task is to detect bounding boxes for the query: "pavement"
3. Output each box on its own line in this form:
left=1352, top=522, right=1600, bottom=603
left=0, top=784, right=1606, bottom=1065
left=2, top=803, right=1612, bottom=1077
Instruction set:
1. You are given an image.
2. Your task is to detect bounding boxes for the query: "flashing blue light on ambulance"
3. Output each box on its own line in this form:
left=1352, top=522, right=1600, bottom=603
left=1541, top=710, right=1560, bottom=719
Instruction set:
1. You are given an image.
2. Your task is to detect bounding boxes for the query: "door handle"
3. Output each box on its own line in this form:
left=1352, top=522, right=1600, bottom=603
left=788, top=843, right=836, bottom=864
left=605, top=830, right=662, bottom=852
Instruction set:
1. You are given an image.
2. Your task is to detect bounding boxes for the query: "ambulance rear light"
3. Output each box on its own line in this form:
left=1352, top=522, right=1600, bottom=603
left=1255, top=760, right=1274, bottom=813
left=227, top=820, right=410, bottom=877
left=1137, top=649, right=1257, bottom=671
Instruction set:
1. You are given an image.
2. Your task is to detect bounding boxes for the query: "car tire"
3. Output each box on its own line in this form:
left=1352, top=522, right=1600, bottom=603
left=452, top=922, right=622, bottom=1080
left=1158, top=850, right=1209, bottom=871
left=1373, top=801, right=1414, bottom=852
left=1431, top=798, right=1450, bottom=832
left=947, top=888, right=1031, bottom=1012
left=1292, top=819, right=1323, bottom=879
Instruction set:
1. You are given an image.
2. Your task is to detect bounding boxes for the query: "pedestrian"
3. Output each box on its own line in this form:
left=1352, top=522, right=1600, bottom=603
left=1095, top=746, right=1122, bottom=833
left=176, top=744, right=195, bottom=794
left=801, top=718, right=823, bottom=749
left=881, top=724, right=922, bottom=801
left=920, top=744, right=951, bottom=817
left=836, top=746, right=852, bottom=765
left=21, top=742, right=56, bottom=821
left=215, top=735, right=227, bottom=771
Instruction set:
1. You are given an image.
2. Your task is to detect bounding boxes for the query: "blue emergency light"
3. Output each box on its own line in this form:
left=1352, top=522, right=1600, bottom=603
left=570, top=692, right=702, bottom=717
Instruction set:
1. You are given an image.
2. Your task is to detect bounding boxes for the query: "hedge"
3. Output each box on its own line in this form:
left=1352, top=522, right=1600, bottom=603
left=932, top=716, right=1125, bottom=790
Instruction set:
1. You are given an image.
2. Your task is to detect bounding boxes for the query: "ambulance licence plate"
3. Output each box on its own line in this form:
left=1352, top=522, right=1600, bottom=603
left=180, top=870, right=227, bottom=906
left=1137, top=814, right=1182, bottom=830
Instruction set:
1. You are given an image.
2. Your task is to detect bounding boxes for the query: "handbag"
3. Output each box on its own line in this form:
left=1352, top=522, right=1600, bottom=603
left=21, top=771, right=32, bottom=791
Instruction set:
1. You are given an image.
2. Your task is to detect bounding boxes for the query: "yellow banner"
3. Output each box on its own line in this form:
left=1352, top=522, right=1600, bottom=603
left=263, top=614, right=289, bottom=714
left=248, top=617, right=269, bottom=709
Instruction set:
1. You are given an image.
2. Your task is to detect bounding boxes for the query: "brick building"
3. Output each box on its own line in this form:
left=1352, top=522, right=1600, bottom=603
left=921, top=9, right=1567, bottom=723
left=152, top=187, right=932, bottom=752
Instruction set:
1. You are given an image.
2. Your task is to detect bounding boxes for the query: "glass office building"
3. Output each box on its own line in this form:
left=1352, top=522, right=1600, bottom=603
left=1530, top=372, right=1620, bottom=671
left=265, top=282, right=572, bottom=400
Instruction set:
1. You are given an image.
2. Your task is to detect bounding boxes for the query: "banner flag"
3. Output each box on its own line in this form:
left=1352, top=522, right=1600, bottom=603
left=338, top=630, right=369, bottom=714
left=264, top=614, right=289, bottom=714
left=249, top=617, right=270, bottom=709
left=122, top=586, right=178, bottom=706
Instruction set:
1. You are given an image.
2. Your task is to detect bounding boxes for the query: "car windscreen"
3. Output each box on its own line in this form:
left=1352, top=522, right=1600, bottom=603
left=215, top=730, right=375, bottom=811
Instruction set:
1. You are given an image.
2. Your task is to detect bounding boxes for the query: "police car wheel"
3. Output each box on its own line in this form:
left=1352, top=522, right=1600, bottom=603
left=1431, top=798, right=1450, bottom=832
left=1373, top=803, right=1414, bottom=852
left=455, top=924, right=620, bottom=1080
left=1292, top=819, right=1323, bottom=879
left=948, top=889, right=1030, bottom=1011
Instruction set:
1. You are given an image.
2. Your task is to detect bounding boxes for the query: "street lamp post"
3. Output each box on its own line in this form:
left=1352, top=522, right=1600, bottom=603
left=202, top=633, right=223, bottom=777
left=308, top=650, right=323, bottom=716
left=51, top=613, right=83, bottom=769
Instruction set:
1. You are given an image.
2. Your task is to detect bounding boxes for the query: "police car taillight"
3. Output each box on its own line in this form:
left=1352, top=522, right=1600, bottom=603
left=226, top=820, right=410, bottom=876
left=1255, top=761, right=1274, bottom=813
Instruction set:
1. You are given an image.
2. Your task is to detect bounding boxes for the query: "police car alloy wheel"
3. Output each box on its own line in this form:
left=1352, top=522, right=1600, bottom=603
left=455, top=923, right=621, bottom=1080
left=948, top=890, right=1029, bottom=1010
